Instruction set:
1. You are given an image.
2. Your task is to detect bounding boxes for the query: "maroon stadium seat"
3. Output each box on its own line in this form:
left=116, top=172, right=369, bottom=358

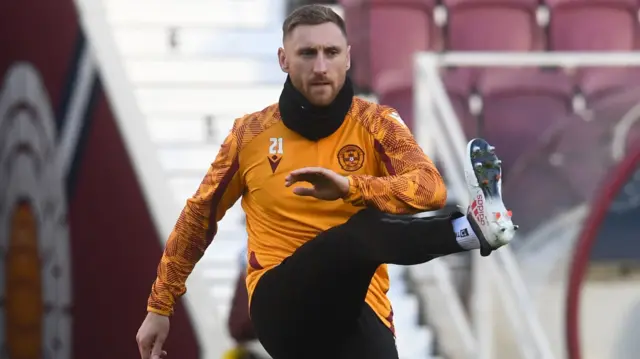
left=502, top=133, right=584, bottom=232
left=375, top=67, right=477, bottom=136
left=546, top=0, right=639, bottom=51
left=549, top=114, right=619, bottom=201
left=375, top=69, right=415, bottom=130
left=341, top=0, right=440, bottom=91
left=478, top=68, right=574, bottom=172
left=579, top=71, right=640, bottom=147
left=341, top=0, right=372, bottom=91
left=442, top=0, right=543, bottom=51
left=369, top=0, right=440, bottom=87
left=441, top=68, right=477, bottom=139
left=579, top=67, right=640, bottom=106
left=503, top=164, right=582, bottom=232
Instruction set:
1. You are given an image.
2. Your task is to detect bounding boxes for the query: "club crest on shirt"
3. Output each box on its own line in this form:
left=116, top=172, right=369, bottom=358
left=337, top=144, right=365, bottom=172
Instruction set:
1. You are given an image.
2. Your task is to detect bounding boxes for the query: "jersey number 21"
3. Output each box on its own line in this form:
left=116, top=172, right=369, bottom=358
left=269, top=137, right=283, bottom=155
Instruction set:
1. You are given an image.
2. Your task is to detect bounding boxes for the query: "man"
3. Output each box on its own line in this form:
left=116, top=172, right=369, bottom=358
left=136, top=5, right=517, bottom=359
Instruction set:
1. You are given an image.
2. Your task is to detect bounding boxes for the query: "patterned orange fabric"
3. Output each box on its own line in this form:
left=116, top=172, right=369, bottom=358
left=345, top=100, right=447, bottom=213
left=147, top=107, right=281, bottom=315
left=147, top=98, right=447, bottom=328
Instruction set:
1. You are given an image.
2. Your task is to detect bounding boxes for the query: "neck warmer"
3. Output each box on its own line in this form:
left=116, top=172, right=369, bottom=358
left=278, top=75, right=354, bottom=141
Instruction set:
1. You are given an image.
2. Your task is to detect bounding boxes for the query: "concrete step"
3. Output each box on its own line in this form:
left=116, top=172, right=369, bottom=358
left=146, top=115, right=235, bottom=144
left=395, top=326, right=434, bottom=359
left=167, top=178, right=207, bottom=205
left=216, top=303, right=231, bottom=323
left=209, top=282, right=236, bottom=303
left=113, top=27, right=283, bottom=57
left=157, top=145, right=224, bottom=171
left=389, top=295, right=420, bottom=326
left=135, top=85, right=281, bottom=114
left=166, top=172, right=251, bottom=205
left=388, top=264, right=406, bottom=281
left=204, top=236, right=246, bottom=257
left=125, top=58, right=284, bottom=85
left=201, top=266, right=239, bottom=283
left=104, top=0, right=274, bottom=28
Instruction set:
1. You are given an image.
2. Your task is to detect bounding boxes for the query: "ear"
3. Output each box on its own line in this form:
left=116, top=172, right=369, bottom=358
left=346, top=45, right=351, bottom=71
left=278, top=47, right=289, bottom=73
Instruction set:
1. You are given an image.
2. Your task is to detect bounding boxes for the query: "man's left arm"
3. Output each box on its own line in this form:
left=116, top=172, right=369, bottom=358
left=343, top=109, right=447, bottom=214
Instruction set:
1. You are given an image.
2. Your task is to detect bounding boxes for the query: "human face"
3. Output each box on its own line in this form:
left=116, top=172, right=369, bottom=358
left=278, top=22, right=351, bottom=106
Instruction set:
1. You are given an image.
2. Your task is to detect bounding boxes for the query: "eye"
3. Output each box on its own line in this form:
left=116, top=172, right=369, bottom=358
left=326, top=49, right=339, bottom=56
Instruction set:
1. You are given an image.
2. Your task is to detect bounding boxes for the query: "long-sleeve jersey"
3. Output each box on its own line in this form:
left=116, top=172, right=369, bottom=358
left=147, top=97, right=447, bottom=329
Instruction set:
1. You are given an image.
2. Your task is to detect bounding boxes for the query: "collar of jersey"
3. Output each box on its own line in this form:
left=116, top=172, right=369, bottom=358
left=278, top=75, right=354, bottom=141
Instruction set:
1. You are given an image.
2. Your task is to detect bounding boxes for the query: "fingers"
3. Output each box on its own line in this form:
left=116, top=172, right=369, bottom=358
left=286, top=167, right=326, bottom=183
left=138, top=340, right=167, bottom=359
left=286, top=173, right=320, bottom=187
left=151, top=334, right=167, bottom=359
left=289, top=167, right=327, bottom=176
left=292, top=187, right=316, bottom=197
left=139, top=342, right=150, bottom=359
left=137, top=331, right=152, bottom=359
left=285, top=167, right=328, bottom=186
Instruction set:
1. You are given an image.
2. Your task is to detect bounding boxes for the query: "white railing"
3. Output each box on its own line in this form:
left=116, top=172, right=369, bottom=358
left=413, top=52, right=640, bottom=359
left=612, top=102, right=640, bottom=161
left=73, top=1, right=230, bottom=358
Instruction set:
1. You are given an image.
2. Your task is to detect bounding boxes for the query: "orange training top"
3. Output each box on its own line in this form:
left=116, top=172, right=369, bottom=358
left=147, top=97, right=447, bottom=329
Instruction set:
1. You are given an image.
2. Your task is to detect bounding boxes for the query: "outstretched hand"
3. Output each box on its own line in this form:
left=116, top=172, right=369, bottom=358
left=136, top=312, right=170, bottom=359
left=285, top=167, right=350, bottom=201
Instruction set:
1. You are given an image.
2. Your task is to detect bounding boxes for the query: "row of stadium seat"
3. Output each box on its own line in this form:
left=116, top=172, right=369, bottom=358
left=333, top=0, right=640, bottom=232
left=380, top=67, right=639, bottom=232
left=380, top=66, right=640, bottom=169
left=340, top=0, right=640, bottom=92
left=503, top=107, right=640, bottom=232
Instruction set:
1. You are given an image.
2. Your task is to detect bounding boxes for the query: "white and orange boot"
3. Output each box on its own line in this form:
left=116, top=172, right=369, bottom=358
left=464, top=138, right=518, bottom=256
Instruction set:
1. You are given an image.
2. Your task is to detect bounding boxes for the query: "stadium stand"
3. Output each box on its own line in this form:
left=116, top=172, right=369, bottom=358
left=442, top=0, right=544, bottom=51
left=476, top=67, right=575, bottom=172
left=546, top=0, right=639, bottom=51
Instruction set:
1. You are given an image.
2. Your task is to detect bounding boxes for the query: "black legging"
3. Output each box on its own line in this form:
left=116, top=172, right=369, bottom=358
left=249, top=208, right=465, bottom=359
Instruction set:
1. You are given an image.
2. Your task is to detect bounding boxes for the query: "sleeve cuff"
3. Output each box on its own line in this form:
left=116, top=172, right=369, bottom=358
left=147, top=306, right=172, bottom=317
left=343, top=176, right=365, bottom=206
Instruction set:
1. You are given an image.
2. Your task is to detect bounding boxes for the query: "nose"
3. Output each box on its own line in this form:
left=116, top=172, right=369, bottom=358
left=313, top=54, right=328, bottom=74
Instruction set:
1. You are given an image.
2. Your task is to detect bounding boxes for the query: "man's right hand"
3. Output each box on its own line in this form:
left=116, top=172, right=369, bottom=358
left=136, top=312, right=170, bottom=359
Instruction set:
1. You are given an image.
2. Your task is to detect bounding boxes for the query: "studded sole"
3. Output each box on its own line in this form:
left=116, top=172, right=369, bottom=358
left=468, top=138, right=502, bottom=199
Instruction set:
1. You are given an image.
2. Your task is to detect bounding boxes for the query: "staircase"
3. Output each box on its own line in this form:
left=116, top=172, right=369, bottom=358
left=93, top=0, right=438, bottom=357
left=102, top=0, right=285, bottom=326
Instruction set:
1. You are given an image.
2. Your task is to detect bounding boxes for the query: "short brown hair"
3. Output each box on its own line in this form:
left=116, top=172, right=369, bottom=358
left=282, top=4, right=347, bottom=40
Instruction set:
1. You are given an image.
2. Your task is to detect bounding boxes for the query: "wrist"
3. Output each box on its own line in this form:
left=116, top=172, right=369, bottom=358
left=340, top=176, right=352, bottom=199
left=342, top=176, right=364, bottom=206
left=147, top=306, right=171, bottom=317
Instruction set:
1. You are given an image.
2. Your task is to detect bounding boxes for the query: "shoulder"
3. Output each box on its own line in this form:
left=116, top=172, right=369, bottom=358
left=350, top=97, right=409, bottom=136
left=230, top=103, right=281, bottom=151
